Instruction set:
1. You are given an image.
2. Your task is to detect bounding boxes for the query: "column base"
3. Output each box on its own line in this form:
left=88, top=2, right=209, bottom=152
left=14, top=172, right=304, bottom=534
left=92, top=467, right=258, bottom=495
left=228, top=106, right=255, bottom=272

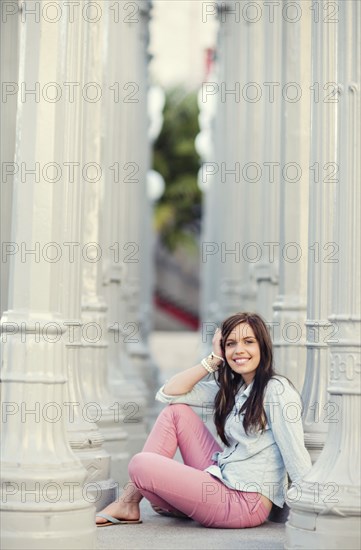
left=285, top=510, right=361, bottom=550
left=305, top=440, right=325, bottom=465
left=0, top=507, right=96, bottom=550
left=85, top=478, right=117, bottom=512
left=97, top=446, right=130, bottom=488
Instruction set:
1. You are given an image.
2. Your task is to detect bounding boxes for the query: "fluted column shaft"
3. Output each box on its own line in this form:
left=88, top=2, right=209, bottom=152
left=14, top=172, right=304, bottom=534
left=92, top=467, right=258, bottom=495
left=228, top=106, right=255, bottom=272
left=0, top=5, right=18, bottom=317
left=0, top=3, right=95, bottom=548
left=255, top=12, right=281, bottom=320
left=199, top=10, right=229, bottom=352
left=217, top=6, right=244, bottom=319
left=59, top=13, right=117, bottom=509
left=272, top=0, right=311, bottom=391
left=101, top=22, right=135, bottom=396
left=79, top=12, right=129, bottom=486
left=237, top=8, right=265, bottom=314
left=286, top=1, right=360, bottom=548
left=301, top=10, right=338, bottom=462
left=101, top=1, right=149, bottom=452
left=218, top=3, right=253, bottom=318
left=123, top=2, right=160, bottom=401
left=117, top=2, right=154, bottom=367
left=201, top=0, right=272, bottom=344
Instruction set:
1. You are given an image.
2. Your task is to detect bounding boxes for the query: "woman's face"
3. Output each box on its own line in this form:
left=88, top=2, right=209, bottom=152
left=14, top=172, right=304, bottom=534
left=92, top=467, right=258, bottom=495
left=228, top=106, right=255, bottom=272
left=224, top=322, right=261, bottom=386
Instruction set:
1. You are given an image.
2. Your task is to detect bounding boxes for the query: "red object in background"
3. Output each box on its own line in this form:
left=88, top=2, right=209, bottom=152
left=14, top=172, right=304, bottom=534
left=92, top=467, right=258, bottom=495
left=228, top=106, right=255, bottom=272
left=154, top=292, right=199, bottom=330
left=204, top=48, right=215, bottom=82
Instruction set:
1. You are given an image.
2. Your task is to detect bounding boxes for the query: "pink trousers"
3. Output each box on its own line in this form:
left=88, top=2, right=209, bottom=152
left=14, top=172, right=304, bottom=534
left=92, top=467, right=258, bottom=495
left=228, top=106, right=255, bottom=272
left=128, top=404, right=270, bottom=528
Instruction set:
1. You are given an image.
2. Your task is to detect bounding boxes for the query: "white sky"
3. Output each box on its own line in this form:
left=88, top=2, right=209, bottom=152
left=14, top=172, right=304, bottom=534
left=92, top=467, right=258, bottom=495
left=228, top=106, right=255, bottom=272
left=149, top=0, right=218, bottom=90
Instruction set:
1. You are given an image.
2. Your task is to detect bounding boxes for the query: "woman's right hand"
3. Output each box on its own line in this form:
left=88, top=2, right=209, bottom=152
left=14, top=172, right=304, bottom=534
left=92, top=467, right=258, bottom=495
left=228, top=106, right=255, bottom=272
left=162, top=328, right=225, bottom=396
left=212, top=328, right=224, bottom=361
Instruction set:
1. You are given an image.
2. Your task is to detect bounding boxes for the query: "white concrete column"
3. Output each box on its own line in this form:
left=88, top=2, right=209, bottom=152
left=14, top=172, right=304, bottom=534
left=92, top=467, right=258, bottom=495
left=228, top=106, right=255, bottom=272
left=0, top=3, right=95, bottom=548
left=199, top=12, right=228, bottom=351
left=237, top=8, right=265, bottom=314
left=0, top=1, right=18, bottom=317
left=255, top=12, right=281, bottom=320
left=78, top=13, right=129, bottom=487
left=101, top=1, right=149, bottom=452
left=201, top=2, right=247, bottom=326
left=272, top=0, right=311, bottom=391
left=202, top=2, right=267, bottom=324
left=217, top=4, right=250, bottom=319
left=141, top=86, right=166, bottom=389
left=59, top=13, right=117, bottom=509
left=301, top=9, right=338, bottom=463
left=110, top=1, right=157, bottom=402
left=286, top=2, right=361, bottom=548
left=119, top=1, right=159, bottom=399
left=197, top=53, right=221, bottom=354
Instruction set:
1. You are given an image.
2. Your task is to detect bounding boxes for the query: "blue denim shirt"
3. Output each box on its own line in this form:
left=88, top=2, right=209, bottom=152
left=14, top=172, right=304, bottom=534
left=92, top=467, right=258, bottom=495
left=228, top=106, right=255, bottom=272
left=156, top=375, right=312, bottom=508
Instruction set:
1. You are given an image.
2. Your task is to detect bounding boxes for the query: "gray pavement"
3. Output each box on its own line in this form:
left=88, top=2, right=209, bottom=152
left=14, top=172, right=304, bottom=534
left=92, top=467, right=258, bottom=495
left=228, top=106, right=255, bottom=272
left=97, top=499, right=286, bottom=550
left=97, top=331, right=287, bottom=549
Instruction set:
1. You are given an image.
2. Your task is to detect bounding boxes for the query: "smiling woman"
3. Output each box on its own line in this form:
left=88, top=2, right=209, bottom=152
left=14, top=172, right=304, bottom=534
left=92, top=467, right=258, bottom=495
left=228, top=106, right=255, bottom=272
left=214, top=312, right=276, bottom=444
left=96, top=311, right=312, bottom=530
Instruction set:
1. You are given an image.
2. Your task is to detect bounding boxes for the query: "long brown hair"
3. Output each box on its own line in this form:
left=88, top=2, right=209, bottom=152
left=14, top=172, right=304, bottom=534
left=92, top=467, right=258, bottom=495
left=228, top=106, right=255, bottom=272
left=214, top=312, right=276, bottom=445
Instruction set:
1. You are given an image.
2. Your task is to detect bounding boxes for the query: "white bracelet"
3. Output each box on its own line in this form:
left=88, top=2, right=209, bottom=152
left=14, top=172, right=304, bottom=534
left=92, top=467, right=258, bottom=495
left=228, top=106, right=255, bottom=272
left=201, top=353, right=224, bottom=374
left=201, top=358, right=215, bottom=374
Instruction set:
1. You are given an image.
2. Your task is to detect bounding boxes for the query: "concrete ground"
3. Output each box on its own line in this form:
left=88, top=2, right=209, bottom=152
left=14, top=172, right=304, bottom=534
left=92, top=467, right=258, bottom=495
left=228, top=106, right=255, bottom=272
left=97, top=331, right=286, bottom=550
left=97, top=499, right=286, bottom=550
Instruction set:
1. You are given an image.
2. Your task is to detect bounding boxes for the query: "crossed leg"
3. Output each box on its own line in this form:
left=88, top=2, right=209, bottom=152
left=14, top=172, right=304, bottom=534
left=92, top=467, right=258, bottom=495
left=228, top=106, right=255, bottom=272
left=97, top=404, right=269, bottom=528
left=128, top=404, right=268, bottom=528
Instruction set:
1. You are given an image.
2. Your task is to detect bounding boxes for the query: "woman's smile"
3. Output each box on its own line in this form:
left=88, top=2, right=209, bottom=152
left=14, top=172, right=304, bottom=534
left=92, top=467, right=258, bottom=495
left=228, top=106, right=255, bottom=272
left=233, top=357, right=250, bottom=365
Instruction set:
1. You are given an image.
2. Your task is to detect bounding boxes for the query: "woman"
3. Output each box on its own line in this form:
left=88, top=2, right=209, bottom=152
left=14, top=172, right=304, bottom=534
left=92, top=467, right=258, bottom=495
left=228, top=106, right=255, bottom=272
left=96, top=312, right=312, bottom=528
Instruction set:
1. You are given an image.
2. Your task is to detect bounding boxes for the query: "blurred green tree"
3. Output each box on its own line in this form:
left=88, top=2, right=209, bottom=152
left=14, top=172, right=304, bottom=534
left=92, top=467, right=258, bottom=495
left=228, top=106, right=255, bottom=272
left=153, top=87, right=202, bottom=252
